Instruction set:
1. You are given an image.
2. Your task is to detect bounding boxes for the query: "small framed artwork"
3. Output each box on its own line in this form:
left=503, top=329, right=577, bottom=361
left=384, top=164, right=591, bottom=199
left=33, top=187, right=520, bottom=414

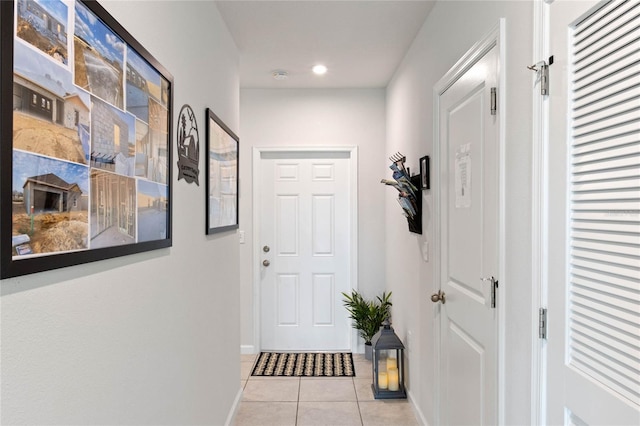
left=420, top=156, right=430, bottom=190
left=205, top=108, right=239, bottom=235
left=1, top=0, right=173, bottom=279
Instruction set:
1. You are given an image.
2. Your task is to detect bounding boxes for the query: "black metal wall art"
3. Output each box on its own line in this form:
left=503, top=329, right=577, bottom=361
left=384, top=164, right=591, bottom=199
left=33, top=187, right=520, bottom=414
left=177, top=104, right=200, bottom=185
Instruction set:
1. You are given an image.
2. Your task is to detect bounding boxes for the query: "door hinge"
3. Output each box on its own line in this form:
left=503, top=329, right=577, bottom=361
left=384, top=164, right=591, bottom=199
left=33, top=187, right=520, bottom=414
left=490, top=87, right=497, bottom=115
left=527, top=60, right=550, bottom=96
left=539, top=308, right=547, bottom=339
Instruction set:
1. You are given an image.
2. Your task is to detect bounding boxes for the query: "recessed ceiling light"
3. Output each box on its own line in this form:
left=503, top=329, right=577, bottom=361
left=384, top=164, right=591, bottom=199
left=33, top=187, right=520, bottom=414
left=312, top=64, right=327, bottom=75
left=272, top=70, right=289, bottom=80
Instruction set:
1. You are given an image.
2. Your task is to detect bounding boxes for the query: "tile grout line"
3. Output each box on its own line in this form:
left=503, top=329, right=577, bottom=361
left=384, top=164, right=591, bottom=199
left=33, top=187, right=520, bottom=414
left=295, top=376, right=300, bottom=426
left=354, top=377, right=365, bottom=426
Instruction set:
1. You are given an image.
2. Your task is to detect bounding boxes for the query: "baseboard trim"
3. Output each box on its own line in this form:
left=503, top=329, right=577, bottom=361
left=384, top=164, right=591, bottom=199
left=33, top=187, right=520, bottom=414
left=224, top=385, right=244, bottom=426
left=241, top=345, right=256, bottom=355
left=407, top=389, right=429, bottom=426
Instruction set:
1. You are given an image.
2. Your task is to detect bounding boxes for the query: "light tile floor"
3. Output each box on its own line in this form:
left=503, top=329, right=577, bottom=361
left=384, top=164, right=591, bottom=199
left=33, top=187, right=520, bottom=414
left=233, top=354, right=419, bottom=426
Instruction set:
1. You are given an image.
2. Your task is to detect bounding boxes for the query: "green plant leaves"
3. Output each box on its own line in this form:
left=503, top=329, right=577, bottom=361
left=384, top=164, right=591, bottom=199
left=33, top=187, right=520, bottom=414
left=341, top=290, right=392, bottom=344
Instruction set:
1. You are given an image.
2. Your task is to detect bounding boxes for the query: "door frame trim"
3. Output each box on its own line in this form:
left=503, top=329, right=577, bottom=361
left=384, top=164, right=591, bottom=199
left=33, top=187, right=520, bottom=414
left=531, top=1, right=550, bottom=424
left=432, top=19, right=506, bottom=425
left=251, top=146, right=359, bottom=353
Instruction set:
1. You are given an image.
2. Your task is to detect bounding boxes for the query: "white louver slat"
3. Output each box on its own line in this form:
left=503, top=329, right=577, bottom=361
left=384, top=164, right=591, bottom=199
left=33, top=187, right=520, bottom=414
left=573, top=0, right=639, bottom=46
left=573, top=45, right=640, bottom=84
left=569, top=0, right=640, bottom=407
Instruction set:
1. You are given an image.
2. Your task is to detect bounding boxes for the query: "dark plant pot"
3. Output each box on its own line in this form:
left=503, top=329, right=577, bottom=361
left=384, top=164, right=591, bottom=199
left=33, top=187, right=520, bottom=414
left=365, top=342, right=372, bottom=360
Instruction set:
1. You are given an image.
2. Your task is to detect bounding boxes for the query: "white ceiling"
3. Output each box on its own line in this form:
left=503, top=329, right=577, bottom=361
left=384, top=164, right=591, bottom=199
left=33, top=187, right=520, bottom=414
left=215, top=1, right=436, bottom=89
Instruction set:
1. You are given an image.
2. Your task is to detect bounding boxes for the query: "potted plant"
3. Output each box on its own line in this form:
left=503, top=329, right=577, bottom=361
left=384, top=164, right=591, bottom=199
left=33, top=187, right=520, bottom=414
left=341, top=290, right=392, bottom=360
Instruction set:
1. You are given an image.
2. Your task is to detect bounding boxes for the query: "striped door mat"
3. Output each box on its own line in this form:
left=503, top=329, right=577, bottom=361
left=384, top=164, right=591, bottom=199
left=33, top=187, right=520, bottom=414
left=251, top=352, right=355, bottom=377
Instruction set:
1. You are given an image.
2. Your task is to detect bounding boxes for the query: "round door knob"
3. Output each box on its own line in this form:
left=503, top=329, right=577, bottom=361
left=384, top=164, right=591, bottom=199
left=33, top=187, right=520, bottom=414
left=431, top=290, right=445, bottom=304
left=262, top=260, right=270, bottom=267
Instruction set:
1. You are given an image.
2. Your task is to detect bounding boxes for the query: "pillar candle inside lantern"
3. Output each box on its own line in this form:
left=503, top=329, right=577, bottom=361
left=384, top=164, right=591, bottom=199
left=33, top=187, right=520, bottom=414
left=386, top=357, right=397, bottom=370
left=388, top=367, right=399, bottom=391
left=378, top=371, right=388, bottom=389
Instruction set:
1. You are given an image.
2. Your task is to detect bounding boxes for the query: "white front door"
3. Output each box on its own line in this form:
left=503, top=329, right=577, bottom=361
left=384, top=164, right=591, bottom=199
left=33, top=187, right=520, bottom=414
left=436, top=37, right=500, bottom=425
left=546, top=1, right=640, bottom=424
left=258, top=150, right=353, bottom=351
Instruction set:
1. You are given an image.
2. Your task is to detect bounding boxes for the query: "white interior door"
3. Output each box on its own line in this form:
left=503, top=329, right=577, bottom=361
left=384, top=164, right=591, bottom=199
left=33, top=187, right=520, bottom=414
left=259, top=150, right=353, bottom=351
left=436, top=40, right=500, bottom=425
left=546, top=1, right=640, bottom=424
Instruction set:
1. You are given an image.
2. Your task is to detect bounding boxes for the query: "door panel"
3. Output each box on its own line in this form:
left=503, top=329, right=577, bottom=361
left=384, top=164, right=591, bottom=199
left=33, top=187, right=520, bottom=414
left=277, top=195, right=298, bottom=255
left=448, top=323, right=483, bottom=425
left=438, top=44, right=499, bottom=426
left=277, top=275, right=299, bottom=326
left=547, top=1, right=640, bottom=424
left=312, top=274, right=334, bottom=325
left=312, top=195, right=334, bottom=255
left=260, top=152, right=352, bottom=351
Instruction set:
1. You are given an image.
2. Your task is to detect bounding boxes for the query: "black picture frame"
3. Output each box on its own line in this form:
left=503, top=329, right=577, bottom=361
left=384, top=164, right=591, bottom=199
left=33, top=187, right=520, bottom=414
left=205, top=108, right=239, bottom=235
left=420, top=155, right=430, bottom=190
left=1, top=0, right=173, bottom=279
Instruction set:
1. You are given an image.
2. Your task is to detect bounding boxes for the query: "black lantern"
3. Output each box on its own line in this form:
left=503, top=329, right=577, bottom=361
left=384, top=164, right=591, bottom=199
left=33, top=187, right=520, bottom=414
left=371, top=320, right=406, bottom=399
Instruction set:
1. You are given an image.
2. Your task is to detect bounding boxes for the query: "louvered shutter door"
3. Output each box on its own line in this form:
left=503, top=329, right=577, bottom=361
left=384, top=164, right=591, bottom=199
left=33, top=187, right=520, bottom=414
left=569, top=0, right=640, bottom=406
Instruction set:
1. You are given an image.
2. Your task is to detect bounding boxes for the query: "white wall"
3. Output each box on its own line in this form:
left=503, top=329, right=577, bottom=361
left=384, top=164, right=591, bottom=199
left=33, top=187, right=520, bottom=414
left=386, top=1, right=535, bottom=425
left=238, top=89, right=387, bottom=353
left=1, top=1, right=241, bottom=424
